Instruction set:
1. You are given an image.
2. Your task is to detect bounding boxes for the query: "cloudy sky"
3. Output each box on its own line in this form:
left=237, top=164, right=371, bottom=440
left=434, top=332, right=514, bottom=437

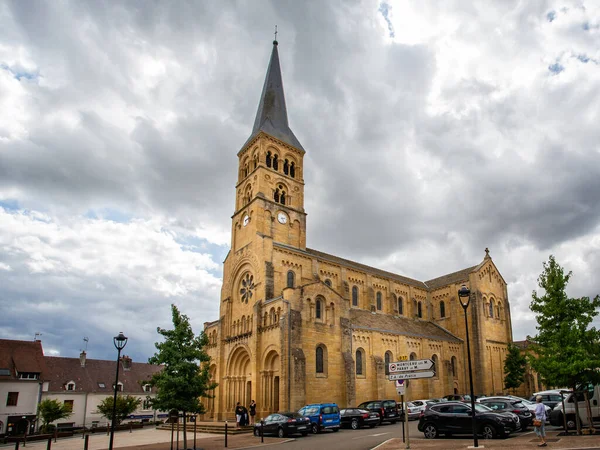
left=1, top=0, right=599, bottom=362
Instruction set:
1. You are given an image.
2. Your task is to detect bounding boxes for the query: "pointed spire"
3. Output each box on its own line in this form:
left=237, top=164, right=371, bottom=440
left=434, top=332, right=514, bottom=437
left=247, top=40, right=304, bottom=151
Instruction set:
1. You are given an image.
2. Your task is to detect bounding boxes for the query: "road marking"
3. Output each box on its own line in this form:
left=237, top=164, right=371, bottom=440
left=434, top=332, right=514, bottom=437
left=351, top=432, right=391, bottom=440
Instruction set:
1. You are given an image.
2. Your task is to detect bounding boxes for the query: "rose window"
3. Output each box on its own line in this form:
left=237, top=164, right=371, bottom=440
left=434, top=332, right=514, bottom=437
left=240, top=273, right=255, bottom=303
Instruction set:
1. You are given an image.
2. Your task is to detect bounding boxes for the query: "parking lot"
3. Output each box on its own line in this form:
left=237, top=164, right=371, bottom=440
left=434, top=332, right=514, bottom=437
left=6, top=420, right=600, bottom=450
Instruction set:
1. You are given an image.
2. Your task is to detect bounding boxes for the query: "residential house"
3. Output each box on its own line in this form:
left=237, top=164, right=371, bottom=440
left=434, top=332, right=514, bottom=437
left=0, top=339, right=46, bottom=436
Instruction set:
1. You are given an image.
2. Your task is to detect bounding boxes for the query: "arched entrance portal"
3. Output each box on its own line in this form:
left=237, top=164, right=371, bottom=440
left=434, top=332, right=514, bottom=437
left=262, top=350, right=280, bottom=413
left=226, top=346, right=251, bottom=412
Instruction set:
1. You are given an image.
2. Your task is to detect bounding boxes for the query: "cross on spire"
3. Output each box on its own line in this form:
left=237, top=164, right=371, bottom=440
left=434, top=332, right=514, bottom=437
left=274, top=25, right=278, bottom=42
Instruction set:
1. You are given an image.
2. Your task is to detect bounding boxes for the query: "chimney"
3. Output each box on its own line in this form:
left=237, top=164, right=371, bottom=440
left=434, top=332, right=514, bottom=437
left=121, top=355, right=132, bottom=371
left=79, top=351, right=87, bottom=367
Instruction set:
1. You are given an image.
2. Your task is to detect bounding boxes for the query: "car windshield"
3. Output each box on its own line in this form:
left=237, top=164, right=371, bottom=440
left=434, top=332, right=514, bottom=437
left=474, top=404, right=492, bottom=412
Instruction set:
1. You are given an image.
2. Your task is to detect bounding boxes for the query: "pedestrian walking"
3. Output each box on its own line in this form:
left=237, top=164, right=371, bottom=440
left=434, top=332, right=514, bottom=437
left=534, top=395, right=547, bottom=447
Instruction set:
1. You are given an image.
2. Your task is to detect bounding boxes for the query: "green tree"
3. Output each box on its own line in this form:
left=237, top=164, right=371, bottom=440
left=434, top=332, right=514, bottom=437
left=95, top=395, right=142, bottom=425
left=148, top=304, right=217, bottom=449
left=528, top=255, right=600, bottom=431
left=38, top=399, right=73, bottom=433
left=503, top=343, right=527, bottom=393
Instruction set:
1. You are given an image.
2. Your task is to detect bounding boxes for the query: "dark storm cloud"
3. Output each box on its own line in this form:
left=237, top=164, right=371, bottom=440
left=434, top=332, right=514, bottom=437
left=1, top=0, right=600, bottom=356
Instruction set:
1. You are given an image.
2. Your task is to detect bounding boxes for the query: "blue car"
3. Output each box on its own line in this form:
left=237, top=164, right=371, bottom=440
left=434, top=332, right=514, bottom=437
left=298, top=403, right=341, bottom=434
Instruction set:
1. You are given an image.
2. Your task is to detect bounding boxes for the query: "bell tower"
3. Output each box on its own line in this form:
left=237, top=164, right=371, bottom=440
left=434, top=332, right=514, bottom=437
left=231, top=40, right=307, bottom=251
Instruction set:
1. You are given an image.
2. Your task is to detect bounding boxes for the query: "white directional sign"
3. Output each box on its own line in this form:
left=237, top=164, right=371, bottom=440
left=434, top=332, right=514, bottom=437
left=388, top=359, right=434, bottom=373
left=389, top=370, right=435, bottom=381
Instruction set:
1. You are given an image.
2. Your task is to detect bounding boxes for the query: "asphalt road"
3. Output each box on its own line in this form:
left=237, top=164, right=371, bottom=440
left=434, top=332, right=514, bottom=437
left=257, top=420, right=417, bottom=450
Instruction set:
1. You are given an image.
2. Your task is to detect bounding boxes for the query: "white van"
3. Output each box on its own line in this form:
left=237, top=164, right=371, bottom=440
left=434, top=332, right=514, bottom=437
left=549, top=385, right=600, bottom=429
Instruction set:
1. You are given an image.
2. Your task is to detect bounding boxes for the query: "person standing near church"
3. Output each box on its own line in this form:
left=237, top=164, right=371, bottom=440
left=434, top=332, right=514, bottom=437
left=249, top=400, right=257, bottom=425
left=235, top=402, right=244, bottom=429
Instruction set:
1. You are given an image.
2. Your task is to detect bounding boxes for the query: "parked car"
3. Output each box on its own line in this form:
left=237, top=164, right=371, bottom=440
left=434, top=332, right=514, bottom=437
left=357, top=399, right=401, bottom=424
left=530, top=390, right=564, bottom=410
left=550, top=385, right=600, bottom=430
left=254, top=412, right=310, bottom=438
left=340, top=408, right=380, bottom=429
left=442, top=394, right=472, bottom=402
left=298, top=403, right=341, bottom=434
left=418, top=401, right=515, bottom=439
left=478, top=398, right=532, bottom=430
left=479, top=395, right=551, bottom=421
left=406, top=402, right=424, bottom=420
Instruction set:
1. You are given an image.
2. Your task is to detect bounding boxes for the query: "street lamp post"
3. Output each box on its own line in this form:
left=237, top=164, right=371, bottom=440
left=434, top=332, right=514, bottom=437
left=108, top=332, right=128, bottom=450
left=458, top=285, right=478, bottom=448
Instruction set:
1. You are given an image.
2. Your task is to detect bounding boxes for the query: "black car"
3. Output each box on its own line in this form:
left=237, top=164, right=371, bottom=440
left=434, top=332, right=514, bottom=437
left=254, top=412, right=310, bottom=438
left=357, top=399, right=401, bottom=424
left=418, top=401, right=514, bottom=439
left=478, top=398, right=532, bottom=430
left=340, top=408, right=380, bottom=429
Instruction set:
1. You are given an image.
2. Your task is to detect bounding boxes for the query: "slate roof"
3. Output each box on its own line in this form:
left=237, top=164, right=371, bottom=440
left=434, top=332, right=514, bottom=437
left=350, top=309, right=461, bottom=343
left=44, top=355, right=162, bottom=394
left=424, top=266, right=477, bottom=290
left=242, top=41, right=304, bottom=152
left=304, top=247, right=428, bottom=289
left=0, top=339, right=46, bottom=379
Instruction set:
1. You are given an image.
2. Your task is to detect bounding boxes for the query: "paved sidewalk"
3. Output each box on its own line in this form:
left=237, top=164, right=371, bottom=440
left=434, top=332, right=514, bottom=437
left=374, top=430, right=600, bottom=449
left=3, top=428, right=286, bottom=450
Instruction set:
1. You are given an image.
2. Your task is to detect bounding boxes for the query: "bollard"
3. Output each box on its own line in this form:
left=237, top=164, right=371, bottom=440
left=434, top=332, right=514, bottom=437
left=54, top=428, right=58, bottom=443
left=224, top=420, right=228, bottom=448
left=83, top=434, right=89, bottom=450
left=261, top=420, right=264, bottom=443
left=46, top=437, right=52, bottom=450
left=129, top=423, right=132, bottom=434
left=15, top=441, right=19, bottom=450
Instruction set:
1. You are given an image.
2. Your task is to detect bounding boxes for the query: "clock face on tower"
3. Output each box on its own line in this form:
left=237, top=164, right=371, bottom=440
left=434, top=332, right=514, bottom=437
left=277, top=212, right=288, bottom=224
left=243, top=215, right=249, bottom=227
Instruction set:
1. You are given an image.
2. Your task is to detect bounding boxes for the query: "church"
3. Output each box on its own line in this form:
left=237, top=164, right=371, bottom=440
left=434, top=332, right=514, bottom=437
left=202, top=40, right=513, bottom=420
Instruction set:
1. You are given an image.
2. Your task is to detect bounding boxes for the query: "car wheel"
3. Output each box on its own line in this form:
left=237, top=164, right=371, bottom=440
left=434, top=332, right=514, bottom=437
left=566, top=415, right=577, bottom=430
left=369, top=424, right=376, bottom=428
left=277, top=427, right=285, bottom=438
left=311, top=423, right=319, bottom=434
left=423, top=423, right=438, bottom=439
left=333, top=427, right=339, bottom=432
left=351, top=419, right=359, bottom=430
left=481, top=424, right=496, bottom=439
left=254, top=428, right=260, bottom=437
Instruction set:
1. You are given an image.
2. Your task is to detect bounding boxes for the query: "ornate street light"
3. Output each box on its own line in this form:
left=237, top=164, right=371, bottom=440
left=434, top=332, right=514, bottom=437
left=108, top=332, right=128, bottom=450
left=458, top=285, right=478, bottom=448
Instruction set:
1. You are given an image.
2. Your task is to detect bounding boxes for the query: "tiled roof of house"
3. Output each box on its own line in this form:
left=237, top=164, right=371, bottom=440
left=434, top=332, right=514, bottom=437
left=424, top=266, right=478, bottom=290
left=350, top=309, right=462, bottom=343
left=44, top=355, right=162, bottom=394
left=0, top=339, right=46, bottom=379
left=513, top=339, right=532, bottom=350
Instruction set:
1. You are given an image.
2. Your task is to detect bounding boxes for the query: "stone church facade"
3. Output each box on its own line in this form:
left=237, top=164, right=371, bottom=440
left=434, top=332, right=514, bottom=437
left=202, top=40, right=513, bottom=420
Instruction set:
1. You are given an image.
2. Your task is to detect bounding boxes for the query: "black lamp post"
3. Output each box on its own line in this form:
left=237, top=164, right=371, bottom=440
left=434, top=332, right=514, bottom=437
left=458, top=285, right=478, bottom=448
left=108, top=332, right=128, bottom=450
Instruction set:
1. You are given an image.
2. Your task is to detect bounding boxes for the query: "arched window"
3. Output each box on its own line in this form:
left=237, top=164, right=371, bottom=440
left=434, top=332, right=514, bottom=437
left=352, top=286, right=358, bottom=307
left=409, top=352, right=417, bottom=361
left=440, top=301, right=446, bottom=318
left=273, top=154, right=279, bottom=171
left=376, top=292, right=382, bottom=310
left=284, top=159, right=289, bottom=175
left=66, top=382, right=75, bottom=391
left=398, top=297, right=403, bottom=315
left=287, top=271, right=295, bottom=288
left=489, top=301, right=494, bottom=318
left=417, top=301, right=422, bottom=318
left=324, top=279, right=332, bottom=287
left=290, top=162, right=295, bottom=178
left=266, top=151, right=272, bottom=168
left=384, top=351, right=392, bottom=375
left=280, top=191, right=285, bottom=205
left=451, top=356, right=458, bottom=378
left=316, top=346, right=324, bottom=373
left=274, top=188, right=280, bottom=203
left=432, top=354, right=439, bottom=378
left=356, top=348, right=365, bottom=376
left=316, top=299, right=322, bottom=319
